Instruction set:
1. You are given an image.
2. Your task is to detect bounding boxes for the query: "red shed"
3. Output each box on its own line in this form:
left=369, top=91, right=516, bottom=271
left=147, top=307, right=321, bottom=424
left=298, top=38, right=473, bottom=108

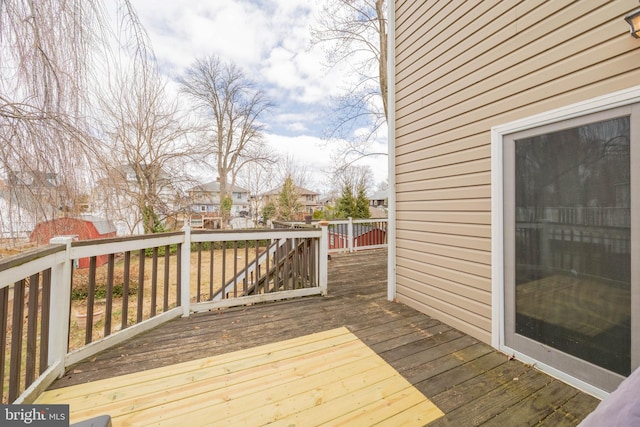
left=30, top=216, right=117, bottom=268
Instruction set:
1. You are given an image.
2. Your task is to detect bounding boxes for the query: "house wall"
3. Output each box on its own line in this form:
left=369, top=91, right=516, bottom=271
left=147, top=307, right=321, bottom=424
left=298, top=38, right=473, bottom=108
left=393, top=0, right=640, bottom=343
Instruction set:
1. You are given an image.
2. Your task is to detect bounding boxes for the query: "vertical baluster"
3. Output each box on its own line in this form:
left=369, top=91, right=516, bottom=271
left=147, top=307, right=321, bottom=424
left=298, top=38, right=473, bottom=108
left=105, top=254, right=114, bottom=337
left=307, top=239, right=312, bottom=287
left=221, top=241, right=226, bottom=299
left=85, top=256, right=97, bottom=345
left=39, top=269, right=51, bottom=374
left=284, top=239, right=290, bottom=290
left=311, top=237, right=317, bottom=287
left=137, top=249, right=145, bottom=323
left=163, top=245, right=170, bottom=311
left=244, top=243, right=249, bottom=295
left=300, top=239, right=305, bottom=288
left=293, top=238, right=298, bottom=289
left=304, top=241, right=311, bottom=288
left=197, top=242, right=202, bottom=302
left=9, top=280, right=25, bottom=401
left=233, top=241, right=238, bottom=297
left=151, top=247, right=158, bottom=317
left=264, top=240, right=270, bottom=293
left=122, top=251, right=130, bottom=331
left=209, top=243, right=214, bottom=300
left=25, top=273, right=40, bottom=386
left=274, top=240, right=280, bottom=291
left=176, top=244, right=182, bottom=306
left=366, top=223, right=370, bottom=247
left=255, top=240, right=260, bottom=293
left=0, top=286, right=9, bottom=403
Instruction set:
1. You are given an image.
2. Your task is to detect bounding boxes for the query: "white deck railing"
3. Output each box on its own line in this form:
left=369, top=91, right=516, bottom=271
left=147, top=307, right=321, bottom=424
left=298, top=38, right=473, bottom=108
left=0, top=226, right=328, bottom=404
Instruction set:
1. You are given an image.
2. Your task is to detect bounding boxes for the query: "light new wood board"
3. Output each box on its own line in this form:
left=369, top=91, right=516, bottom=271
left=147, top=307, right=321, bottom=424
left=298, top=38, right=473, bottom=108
left=36, top=327, right=443, bottom=426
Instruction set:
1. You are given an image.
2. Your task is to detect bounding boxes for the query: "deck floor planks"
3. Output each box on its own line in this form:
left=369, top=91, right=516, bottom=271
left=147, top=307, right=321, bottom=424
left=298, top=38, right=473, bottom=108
left=39, top=327, right=444, bottom=426
left=401, top=343, right=498, bottom=390
left=41, top=329, right=362, bottom=406
left=537, top=392, right=602, bottom=426
left=481, top=379, right=580, bottom=426
left=410, top=348, right=507, bottom=396
left=430, top=368, right=553, bottom=426
left=43, top=249, right=600, bottom=425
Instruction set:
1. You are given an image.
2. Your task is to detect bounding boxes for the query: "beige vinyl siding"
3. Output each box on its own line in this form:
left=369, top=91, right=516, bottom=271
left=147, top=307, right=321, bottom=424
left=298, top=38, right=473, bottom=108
left=393, top=0, right=640, bottom=343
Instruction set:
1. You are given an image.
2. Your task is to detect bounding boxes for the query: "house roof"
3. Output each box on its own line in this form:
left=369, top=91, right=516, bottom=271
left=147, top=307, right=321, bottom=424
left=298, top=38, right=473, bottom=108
left=115, top=164, right=172, bottom=182
left=7, top=170, right=59, bottom=188
left=264, top=185, right=319, bottom=196
left=190, top=181, right=249, bottom=193
left=368, top=190, right=387, bottom=201
left=78, top=215, right=118, bottom=235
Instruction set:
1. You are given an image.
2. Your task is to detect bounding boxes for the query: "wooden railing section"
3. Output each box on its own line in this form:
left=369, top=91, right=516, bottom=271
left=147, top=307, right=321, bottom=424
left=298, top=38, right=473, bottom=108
left=272, top=218, right=388, bottom=253
left=0, top=226, right=328, bottom=404
left=0, top=246, right=63, bottom=403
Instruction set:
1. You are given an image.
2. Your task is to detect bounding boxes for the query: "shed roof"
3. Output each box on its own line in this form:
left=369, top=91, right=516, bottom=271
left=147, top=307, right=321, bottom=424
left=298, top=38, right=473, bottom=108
left=78, top=215, right=117, bottom=235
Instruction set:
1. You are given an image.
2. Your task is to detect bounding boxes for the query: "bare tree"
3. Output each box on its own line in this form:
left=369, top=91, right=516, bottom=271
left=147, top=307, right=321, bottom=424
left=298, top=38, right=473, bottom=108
left=0, top=0, right=151, bottom=239
left=96, top=71, right=200, bottom=234
left=179, top=55, right=273, bottom=224
left=311, top=0, right=388, bottom=164
left=331, top=164, right=375, bottom=196
left=237, top=161, right=277, bottom=225
left=89, top=4, right=203, bottom=234
left=275, top=154, right=315, bottom=191
left=0, top=1, right=105, bottom=231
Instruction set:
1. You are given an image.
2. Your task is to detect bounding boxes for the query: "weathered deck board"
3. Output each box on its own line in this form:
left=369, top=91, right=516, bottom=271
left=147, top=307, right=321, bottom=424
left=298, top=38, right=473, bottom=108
left=46, top=249, right=600, bottom=425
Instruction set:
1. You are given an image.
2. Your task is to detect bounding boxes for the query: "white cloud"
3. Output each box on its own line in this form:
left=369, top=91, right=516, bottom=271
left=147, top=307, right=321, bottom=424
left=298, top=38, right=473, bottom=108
left=128, top=0, right=387, bottom=190
left=286, top=122, right=309, bottom=133
left=265, top=133, right=388, bottom=191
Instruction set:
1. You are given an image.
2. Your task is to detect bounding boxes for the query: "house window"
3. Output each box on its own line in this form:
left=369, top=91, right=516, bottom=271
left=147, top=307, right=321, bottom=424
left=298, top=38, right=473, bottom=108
left=200, top=205, right=206, bottom=212
left=495, top=95, right=640, bottom=393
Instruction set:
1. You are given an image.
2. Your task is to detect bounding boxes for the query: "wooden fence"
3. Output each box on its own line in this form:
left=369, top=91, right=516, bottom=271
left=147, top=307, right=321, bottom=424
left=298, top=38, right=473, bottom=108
left=272, top=218, right=388, bottom=253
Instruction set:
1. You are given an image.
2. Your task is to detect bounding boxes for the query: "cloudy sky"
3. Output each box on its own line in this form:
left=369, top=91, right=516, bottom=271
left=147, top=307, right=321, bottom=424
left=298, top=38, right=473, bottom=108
left=129, top=0, right=388, bottom=191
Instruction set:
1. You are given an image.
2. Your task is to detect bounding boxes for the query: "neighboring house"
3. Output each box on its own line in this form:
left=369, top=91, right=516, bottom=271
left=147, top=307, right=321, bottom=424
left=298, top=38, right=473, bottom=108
left=0, top=170, right=62, bottom=240
left=0, top=193, right=38, bottom=240
left=318, top=194, right=338, bottom=210
left=30, top=215, right=117, bottom=268
left=389, top=1, right=640, bottom=395
left=188, top=180, right=250, bottom=218
left=368, top=190, right=387, bottom=208
left=92, top=164, right=180, bottom=235
left=263, top=185, right=320, bottom=218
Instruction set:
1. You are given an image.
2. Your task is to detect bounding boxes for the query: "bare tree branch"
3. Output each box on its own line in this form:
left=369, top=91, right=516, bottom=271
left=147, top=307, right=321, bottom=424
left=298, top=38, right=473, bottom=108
left=0, top=1, right=149, bottom=239
left=311, top=0, right=388, bottom=166
left=179, top=55, right=273, bottom=225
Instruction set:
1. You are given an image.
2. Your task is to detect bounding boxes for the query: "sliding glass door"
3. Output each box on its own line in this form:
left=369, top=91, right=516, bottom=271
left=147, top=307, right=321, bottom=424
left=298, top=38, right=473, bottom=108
left=504, top=105, right=639, bottom=392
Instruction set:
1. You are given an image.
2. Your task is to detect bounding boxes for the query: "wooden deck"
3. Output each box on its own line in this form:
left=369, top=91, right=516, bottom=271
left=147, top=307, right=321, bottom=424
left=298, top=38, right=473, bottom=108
left=41, top=250, right=600, bottom=426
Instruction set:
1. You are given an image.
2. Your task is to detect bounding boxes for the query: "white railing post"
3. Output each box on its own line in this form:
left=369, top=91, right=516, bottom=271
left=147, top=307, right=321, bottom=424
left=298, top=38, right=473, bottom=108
left=319, top=221, right=329, bottom=296
left=347, top=217, right=354, bottom=253
left=181, top=226, right=192, bottom=317
left=48, top=236, right=73, bottom=376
